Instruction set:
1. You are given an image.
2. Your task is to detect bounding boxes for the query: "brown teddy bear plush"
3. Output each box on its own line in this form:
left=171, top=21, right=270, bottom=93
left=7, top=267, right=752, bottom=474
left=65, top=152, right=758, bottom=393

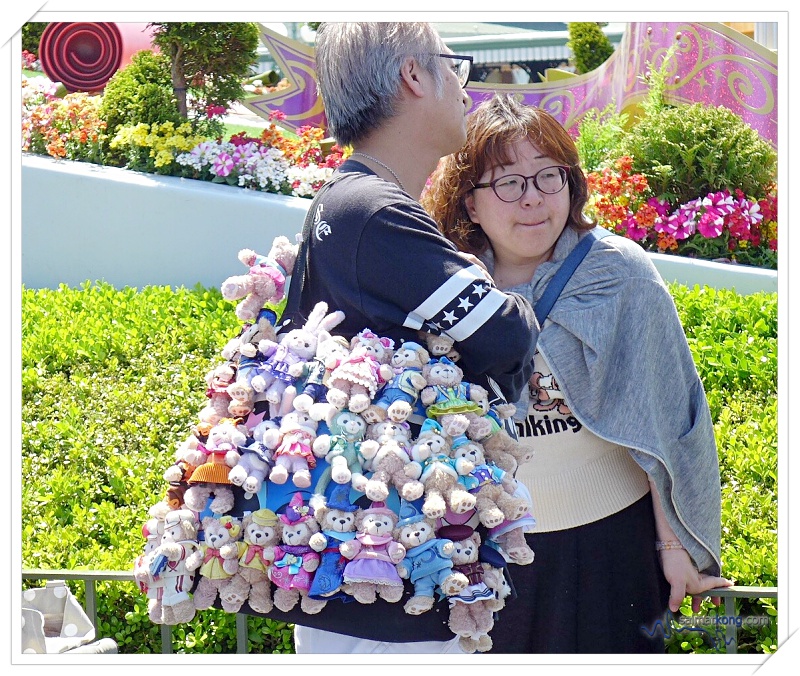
left=270, top=493, right=327, bottom=614
left=325, top=329, right=394, bottom=413
left=472, top=401, right=535, bottom=475
left=339, top=501, right=406, bottom=604
left=185, top=515, right=243, bottom=613
left=406, top=420, right=476, bottom=519
left=420, top=357, right=493, bottom=439
left=417, top=330, right=461, bottom=363
left=394, top=501, right=469, bottom=615
left=489, top=523, right=536, bottom=566
left=307, top=486, right=360, bottom=602
left=146, top=509, right=200, bottom=625
left=362, top=419, right=424, bottom=502
left=362, top=340, right=430, bottom=424
left=199, top=363, right=236, bottom=425
left=451, top=439, right=530, bottom=529
left=226, top=381, right=255, bottom=419
left=222, top=509, right=280, bottom=614
left=438, top=525, right=499, bottom=653
left=183, top=418, right=247, bottom=514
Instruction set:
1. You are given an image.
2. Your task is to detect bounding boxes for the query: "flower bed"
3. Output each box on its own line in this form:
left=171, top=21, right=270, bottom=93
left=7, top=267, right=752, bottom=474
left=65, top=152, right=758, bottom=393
left=20, top=68, right=778, bottom=290
left=22, top=154, right=777, bottom=295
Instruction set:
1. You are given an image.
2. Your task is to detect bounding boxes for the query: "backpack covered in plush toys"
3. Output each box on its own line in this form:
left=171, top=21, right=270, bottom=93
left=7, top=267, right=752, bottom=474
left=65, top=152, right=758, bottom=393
left=132, top=235, right=536, bottom=651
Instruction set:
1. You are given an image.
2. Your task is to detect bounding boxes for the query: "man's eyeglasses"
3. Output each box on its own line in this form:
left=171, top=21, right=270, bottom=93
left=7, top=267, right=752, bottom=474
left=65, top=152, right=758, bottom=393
left=435, top=53, right=473, bottom=88
left=472, top=166, right=571, bottom=202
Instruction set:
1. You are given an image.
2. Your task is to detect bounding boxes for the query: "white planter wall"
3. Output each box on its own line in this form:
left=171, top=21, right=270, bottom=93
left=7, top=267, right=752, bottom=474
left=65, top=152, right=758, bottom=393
left=22, top=155, right=778, bottom=295
left=22, top=155, right=310, bottom=290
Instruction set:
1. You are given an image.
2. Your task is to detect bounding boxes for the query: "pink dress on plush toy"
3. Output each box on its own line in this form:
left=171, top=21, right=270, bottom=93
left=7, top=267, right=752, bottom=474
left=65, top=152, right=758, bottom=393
left=272, top=429, right=316, bottom=471
left=270, top=544, right=318, bottom=592
left=343, top=532, right=404, bottom=589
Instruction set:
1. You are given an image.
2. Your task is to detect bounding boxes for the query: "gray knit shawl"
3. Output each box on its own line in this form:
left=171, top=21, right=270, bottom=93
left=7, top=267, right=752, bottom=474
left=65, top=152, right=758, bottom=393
left=485, top=226, right=722, bottom=576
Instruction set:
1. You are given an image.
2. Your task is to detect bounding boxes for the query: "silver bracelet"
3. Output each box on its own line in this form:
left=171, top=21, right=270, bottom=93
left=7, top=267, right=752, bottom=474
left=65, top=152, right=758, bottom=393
left=655, top=540, right=685, bottom=551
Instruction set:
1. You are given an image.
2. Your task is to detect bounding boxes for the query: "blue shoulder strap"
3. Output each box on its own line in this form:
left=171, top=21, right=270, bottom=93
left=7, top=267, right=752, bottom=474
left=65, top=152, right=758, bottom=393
left=533, top=228, right=614, bottom=325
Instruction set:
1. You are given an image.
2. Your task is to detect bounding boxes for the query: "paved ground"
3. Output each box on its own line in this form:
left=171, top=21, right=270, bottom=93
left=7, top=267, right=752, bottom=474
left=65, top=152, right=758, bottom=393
left=224, top=101, right=272, bottom=128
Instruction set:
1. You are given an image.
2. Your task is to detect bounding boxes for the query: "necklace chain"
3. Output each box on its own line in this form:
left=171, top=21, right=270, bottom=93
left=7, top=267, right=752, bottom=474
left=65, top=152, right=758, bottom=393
left=350, top=152, right=405, bottom=193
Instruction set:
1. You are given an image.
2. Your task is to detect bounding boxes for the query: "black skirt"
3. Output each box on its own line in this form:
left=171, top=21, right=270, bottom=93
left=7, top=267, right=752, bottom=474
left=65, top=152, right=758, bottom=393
left=487, top=493, right=671, bottom=653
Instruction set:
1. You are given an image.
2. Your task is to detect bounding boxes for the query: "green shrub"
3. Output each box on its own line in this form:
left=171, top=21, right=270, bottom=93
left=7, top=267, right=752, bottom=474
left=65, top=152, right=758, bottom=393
left=567, top=23, right=615, bottom=74
left=666, top=285, right=777, bottom=654
left=612, top=56, right=777, bottom=206
left=575, top=102, right=629, bottom=174
left=21, top=281, right=776, bottom=654
left=148, top=22, right=260, bottom=138
left=99, top=50, right=183, bottom=162
left=22, top=22, right=48, bottom=56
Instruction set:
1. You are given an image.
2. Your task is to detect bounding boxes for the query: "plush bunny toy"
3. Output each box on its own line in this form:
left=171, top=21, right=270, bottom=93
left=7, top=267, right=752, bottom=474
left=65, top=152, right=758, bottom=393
left=251, top=301, right=345, bottom=417
left=220, top=235, right=298, bottom=321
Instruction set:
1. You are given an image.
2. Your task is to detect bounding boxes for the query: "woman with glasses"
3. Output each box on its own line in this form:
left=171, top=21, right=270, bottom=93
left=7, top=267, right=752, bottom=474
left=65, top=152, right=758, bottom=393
left=423, top=94, right=730, bottom=653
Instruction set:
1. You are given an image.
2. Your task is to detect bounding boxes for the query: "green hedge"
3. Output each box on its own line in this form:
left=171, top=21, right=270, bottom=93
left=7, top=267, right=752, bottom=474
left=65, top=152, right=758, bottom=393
left=21, top=281, right=777, bottom=654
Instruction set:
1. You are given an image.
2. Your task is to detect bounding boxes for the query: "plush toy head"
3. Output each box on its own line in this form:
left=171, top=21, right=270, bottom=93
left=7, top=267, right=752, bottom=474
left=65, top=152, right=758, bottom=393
left=439, top=526, right=481, bottom=565
left=316, top=335, right=350, bottom=363
left=279, top=301, right=346, bottom=362
left=326, top=409, right=368, bottom=441
left=201, top=515, right=241, bottom=549
left=241, top=509, right=280, bottom=547
left=349, top=329, right=394, bottom=364
left=207, top=363, right=236, bottom=389
left=355, top=501, right=398, bottom=536
left=367, top=419, right=412, bottom=448
left=206, top=418, right=248, bottom=452
left=277, top=492, right=318, bottom=546
left=413, top=419, right=450, bottom=456
left=279, top=410, right=319, bottom=436
left=313, top=483, right=358, bottom=533
left=162, top=509, right=199, bottom=543
left=390, top=342, right=430, bottom=370
left=422, top=357, right=464, bottom=388
left=451, top=439, right=486, bottom=466
left=395, top=517, right=438, bottom=549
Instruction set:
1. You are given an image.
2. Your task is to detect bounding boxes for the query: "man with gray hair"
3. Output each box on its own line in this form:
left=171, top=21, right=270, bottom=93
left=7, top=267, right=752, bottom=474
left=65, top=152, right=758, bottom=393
left=271, top=22, right=538, bottom=653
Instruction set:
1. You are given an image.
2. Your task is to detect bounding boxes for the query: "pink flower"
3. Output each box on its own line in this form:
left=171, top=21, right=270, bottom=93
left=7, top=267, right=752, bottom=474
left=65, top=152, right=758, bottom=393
left=697, top=210, right=724, bottom=239
left=212, top=152, right=234, bottom=177
left=726, top=210, right=751, bottom=240
left=667, top=211, right=697, bottom=240
left=647, top=196, right=671, bottom=219
left=622, top=214, right=649, bottom=241
left=206, top=104, right=227, bottom=118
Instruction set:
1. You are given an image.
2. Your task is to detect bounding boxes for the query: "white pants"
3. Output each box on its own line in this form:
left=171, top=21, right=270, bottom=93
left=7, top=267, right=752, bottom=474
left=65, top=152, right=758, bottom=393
left=294, top=625, right=465, bottom=654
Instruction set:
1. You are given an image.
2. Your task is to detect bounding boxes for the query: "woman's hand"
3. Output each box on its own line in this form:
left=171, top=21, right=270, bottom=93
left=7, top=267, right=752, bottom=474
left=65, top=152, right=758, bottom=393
left=649, top=478, right=733, bottom=613
left=458, top=252, right=493, bottom=281
left=659, top=548, right=733, bottom=613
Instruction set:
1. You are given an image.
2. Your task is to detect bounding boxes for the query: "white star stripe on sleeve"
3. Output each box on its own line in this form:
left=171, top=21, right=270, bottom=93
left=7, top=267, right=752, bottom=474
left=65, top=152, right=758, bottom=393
left=402, top=265, right=487, bottom=330
left=446, top=288, right=507, bottom=341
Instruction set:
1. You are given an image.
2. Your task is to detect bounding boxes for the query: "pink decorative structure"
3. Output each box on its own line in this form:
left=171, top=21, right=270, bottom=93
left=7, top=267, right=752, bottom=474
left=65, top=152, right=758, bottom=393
left=39, top=22, right=157, bottom=93
left=248, top=23, right=777, bottom=148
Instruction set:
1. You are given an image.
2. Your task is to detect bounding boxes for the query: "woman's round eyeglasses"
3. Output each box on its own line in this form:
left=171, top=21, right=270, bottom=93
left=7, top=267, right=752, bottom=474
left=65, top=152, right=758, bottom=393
left=472, top=166, right=570, bottom=202
left=435, top=53, right=473, bottom=88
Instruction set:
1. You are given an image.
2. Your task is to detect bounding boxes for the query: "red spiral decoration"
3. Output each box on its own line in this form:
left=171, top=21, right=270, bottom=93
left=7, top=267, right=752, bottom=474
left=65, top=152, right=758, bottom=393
left=39, top=22, right=156, bottom=93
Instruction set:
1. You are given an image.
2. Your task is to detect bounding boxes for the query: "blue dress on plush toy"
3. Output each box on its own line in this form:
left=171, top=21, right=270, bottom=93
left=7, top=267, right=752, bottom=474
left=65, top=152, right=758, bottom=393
left=307, top=482, right=360, bottom=603
left=307, top=529, right=358, bottom=602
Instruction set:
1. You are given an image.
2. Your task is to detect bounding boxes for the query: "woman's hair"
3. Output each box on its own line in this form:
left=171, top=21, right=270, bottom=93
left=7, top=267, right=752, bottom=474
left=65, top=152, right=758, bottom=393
left=423, top=94, right=595, bottom=255
left=315, top=22, right=446, bottom=147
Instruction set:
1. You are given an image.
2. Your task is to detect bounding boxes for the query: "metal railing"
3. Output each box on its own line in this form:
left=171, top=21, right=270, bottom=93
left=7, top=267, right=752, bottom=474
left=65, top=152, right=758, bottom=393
left=22, top=569, right=776, bottom=654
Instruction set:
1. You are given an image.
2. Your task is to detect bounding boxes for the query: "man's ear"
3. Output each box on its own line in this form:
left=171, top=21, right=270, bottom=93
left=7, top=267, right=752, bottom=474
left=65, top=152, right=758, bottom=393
left=464, top=190, right=480, bottom=223
left=400, top=56, right=427, bottom=98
